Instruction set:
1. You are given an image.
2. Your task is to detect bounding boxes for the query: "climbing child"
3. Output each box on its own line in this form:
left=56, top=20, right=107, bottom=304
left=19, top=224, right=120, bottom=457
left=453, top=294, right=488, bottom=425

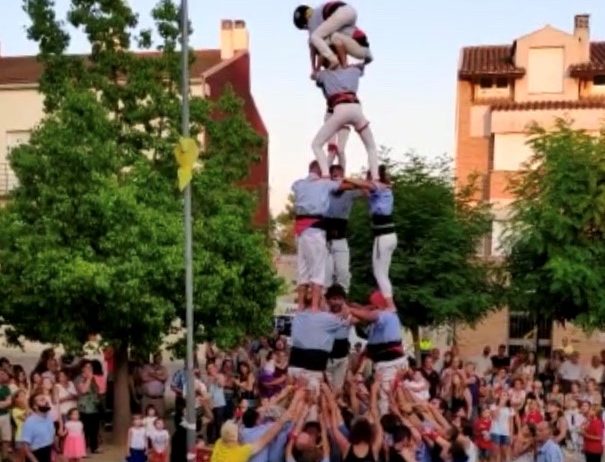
left=293, top=3, right=373, bottom=70
left=312, top=59, right=378, bottom=179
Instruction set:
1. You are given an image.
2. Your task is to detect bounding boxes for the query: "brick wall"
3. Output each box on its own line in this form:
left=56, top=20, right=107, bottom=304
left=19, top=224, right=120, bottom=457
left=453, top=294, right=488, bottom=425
left=205, top=52, right=270, bottom=226
left=455, top=81, right=490, bottom=197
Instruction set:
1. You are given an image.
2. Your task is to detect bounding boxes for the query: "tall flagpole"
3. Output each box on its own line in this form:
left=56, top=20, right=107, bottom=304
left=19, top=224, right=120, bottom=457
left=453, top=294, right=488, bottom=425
left=179, top=0, right=197, bottom=458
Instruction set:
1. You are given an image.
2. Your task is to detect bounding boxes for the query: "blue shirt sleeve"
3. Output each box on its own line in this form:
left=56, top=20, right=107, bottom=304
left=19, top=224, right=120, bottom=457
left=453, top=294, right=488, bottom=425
left=21, top=419, right=34, bottom=445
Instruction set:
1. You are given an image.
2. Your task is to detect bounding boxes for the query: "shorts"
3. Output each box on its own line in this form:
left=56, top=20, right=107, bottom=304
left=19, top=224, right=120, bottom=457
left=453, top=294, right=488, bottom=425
left=0, top=414, right=12, bottom=442
left=296, top=229, right=328, bottom=286
left=490, top=434, right=510, bottom=446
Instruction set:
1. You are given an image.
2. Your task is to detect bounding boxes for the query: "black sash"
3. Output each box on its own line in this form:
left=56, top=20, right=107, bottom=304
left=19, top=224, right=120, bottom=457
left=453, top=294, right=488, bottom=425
left=371, top=214, right=395, bottom=236
left=330, top=338, right=350, bottom=359
left=366, top=340, right=403, bottom=363
left=290, top=347, right=329, bottom=371
left=324, top=217, right=348, bottom=240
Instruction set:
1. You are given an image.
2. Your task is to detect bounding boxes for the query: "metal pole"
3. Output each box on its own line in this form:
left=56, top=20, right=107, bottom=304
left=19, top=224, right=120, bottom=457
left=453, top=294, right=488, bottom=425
left=180, top=0, right=196, bottom=458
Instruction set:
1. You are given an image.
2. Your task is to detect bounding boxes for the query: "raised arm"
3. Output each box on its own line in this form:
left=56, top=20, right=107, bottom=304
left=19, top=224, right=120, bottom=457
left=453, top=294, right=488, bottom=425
left=251, top=395, right=296, bottom=455
left=343, top=178, right=375, bottom=191
left=370, top=375, right=384, bottom=458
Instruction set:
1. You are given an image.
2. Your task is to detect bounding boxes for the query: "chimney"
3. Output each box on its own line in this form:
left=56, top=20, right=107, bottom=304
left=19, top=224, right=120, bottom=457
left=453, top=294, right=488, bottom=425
left=220, top=19, right=234, bottom=60
left=232, top=20, right=249, bottom=53
left=574, top=14, right=590, bottom=62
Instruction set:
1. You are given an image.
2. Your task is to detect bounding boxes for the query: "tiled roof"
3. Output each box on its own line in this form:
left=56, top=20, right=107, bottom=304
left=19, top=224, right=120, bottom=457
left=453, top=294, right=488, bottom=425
left=460, top=41, right=605, bottom=79
left=0, top=49, right=222, bottom=85
left=569, top=42, right=605, bottom=76
left=491, top=99, right=605, bottom=111
left=459, top=45, right=525, bottom=79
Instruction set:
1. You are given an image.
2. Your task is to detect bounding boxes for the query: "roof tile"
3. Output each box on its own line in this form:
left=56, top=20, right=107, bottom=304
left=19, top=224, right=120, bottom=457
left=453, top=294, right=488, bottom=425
left=459, top=45, right=524, bottom=79
left=569, top=42, right=605, bottom=75
left=460, top=41, right=605, bottom=79
left=491, top=99, right=605, bottom=111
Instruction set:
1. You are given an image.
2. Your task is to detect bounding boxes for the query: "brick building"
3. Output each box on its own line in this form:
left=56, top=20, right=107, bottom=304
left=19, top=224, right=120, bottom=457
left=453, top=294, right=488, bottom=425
left=0, top=20, right=269, bottom=224
left=454, top=14, right=605, bottom=358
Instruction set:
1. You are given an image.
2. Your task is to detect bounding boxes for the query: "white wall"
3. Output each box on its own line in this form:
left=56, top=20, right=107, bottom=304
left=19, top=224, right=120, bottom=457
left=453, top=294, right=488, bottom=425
left=527, top=47, right=565, bottom=95
left=493, top=133, right=534, bottom=171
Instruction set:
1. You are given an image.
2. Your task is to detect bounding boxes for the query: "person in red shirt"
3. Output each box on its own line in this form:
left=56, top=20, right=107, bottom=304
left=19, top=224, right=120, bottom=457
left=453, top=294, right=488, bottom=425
left=522, top=397, right=544, bottom=426
left=582, top=404, right=604, bottom=462
left=473, top=407, right=493, bottom=462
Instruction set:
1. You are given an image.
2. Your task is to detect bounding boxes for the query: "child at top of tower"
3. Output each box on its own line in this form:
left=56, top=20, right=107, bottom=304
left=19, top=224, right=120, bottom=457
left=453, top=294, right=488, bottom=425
left=311, top=52, right=379, bottom=180
left=293, top=2, right=373, bottom=71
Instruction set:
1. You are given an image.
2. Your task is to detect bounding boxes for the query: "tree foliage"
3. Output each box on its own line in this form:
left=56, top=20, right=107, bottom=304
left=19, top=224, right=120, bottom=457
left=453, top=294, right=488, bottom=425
left=275, top=194, right=296, bottom=254
left=506, top=121, right=605, bottom=327
left=0, top=1, right=279, bottom=433
left=348, top=154, right=500, bottom=332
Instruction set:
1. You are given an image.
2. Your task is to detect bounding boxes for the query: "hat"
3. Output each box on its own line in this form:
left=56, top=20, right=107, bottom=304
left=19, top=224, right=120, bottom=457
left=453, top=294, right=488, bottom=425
left=293, top=5, right=311, bottom=29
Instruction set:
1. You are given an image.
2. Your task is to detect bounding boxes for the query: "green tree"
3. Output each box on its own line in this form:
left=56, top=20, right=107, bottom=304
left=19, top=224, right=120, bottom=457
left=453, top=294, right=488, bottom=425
left=0, top=0, right=279, bottom=440
left=348, top=154, right=500, bottom=353
left=506, top=121, right=605, bottom=327
left=275, top=193, right=296, bottom=254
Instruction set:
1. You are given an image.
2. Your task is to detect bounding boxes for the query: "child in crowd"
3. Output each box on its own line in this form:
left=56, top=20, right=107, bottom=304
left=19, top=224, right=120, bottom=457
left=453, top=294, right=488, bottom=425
left=144, top=405, right=158, bottom=437
left=62, top=408, right=86, bottom=462
left=565, top=398, right=585, bottom=453
left=11, top=390, right=28, bottom=462
left=148, top=418, right=170, bottom=462
left=490, top=394, right=513, bottom=462
left=473, top=406, right=493, bottom=462
left=126, top=414, right=148, bottom=462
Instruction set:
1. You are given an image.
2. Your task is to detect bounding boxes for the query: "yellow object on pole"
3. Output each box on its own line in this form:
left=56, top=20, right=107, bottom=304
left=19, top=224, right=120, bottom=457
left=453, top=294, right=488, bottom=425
left=174, top=137, right=200, bottom=191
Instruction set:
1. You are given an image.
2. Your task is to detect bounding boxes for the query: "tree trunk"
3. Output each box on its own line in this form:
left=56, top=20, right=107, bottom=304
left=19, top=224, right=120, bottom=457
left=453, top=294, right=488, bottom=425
left=411, top=325, right=421, bottom=365
left=112, top=342, right=130, bottom=446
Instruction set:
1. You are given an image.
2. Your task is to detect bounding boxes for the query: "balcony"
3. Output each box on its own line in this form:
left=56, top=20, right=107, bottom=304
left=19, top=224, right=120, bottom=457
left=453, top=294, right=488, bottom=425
left=0, top=162, right=18, bottom=196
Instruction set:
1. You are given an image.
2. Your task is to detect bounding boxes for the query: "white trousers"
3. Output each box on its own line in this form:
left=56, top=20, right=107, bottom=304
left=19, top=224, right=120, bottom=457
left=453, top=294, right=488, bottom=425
left=288, top=367, right=323, bottom=395
left=375, top=356, right=407, bottom=415
left=373, top=233, right=397, bottom=297
left=312, top=103, right=378, bottom=178
left=310, top=5, right=357, bottom=64
left=326, top=356, right=349, bottom=391
left=297, top=228, right=328, bottom=286
left=330, top=31, right=373, bottom=63
left=324, top=112, right=350, bottom=171
left=325, top=238, right=351, bottom=292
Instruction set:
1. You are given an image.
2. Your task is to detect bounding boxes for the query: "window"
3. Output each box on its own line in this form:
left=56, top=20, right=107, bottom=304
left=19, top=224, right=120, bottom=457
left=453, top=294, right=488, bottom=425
left=594, top=75, right=605, bottom=86
left=495, top=77, right=509, bottom=88
left=508, top=310, right=552, bottom=357
left=527, top=47, right=564, bottom=94
left=479, top=77, right=493, bottom=89
left=475, top=77, right=511, bottom=100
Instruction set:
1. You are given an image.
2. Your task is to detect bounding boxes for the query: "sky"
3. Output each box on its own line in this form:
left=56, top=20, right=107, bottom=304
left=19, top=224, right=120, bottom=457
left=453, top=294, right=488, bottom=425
left=1, top=0, right=604, bottom=215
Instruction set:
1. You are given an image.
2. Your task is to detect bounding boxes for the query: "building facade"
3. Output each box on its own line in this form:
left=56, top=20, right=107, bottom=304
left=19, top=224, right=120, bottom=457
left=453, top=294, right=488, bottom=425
left=455, top=14, right=605, bottom=358
left=0, top=20, right=269, bottom=225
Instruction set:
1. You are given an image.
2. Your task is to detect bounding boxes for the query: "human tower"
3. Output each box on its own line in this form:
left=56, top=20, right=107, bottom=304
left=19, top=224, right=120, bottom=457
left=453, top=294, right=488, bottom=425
left=288, top=2, right=405, bottom=415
